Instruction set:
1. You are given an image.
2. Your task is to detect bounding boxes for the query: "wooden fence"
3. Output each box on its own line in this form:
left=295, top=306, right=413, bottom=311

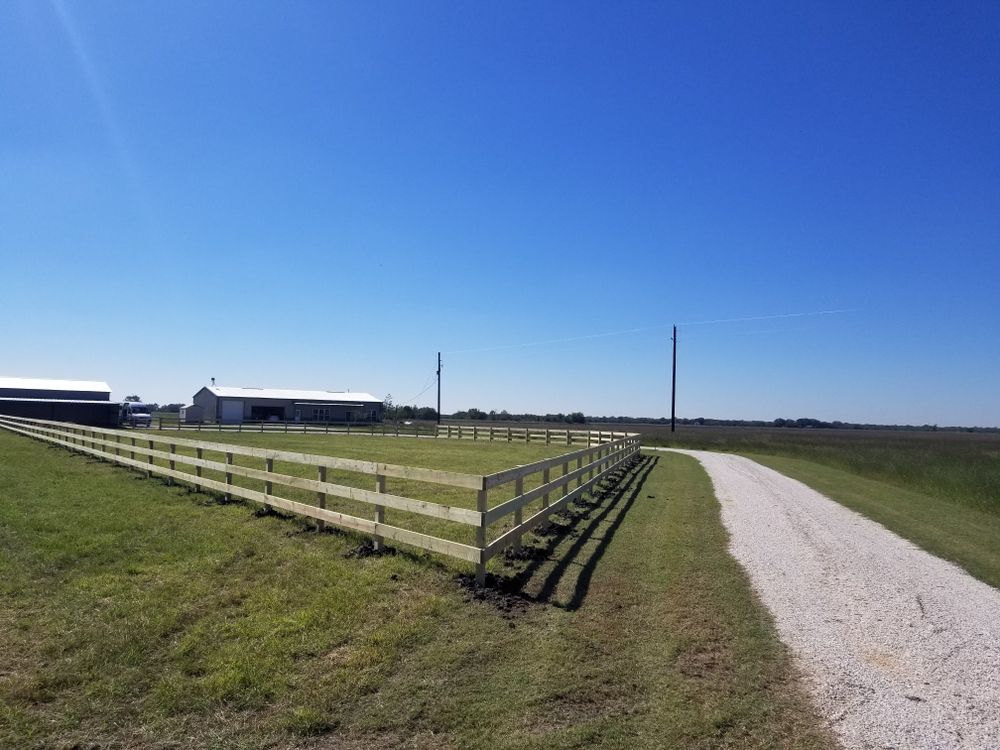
left=154, top=417, right=436, bottom=437
left=153, top=417, right=627, bottom=446
left=0, top=415, right=641, bottom=583
left=436, top=424, right=632, bottom=446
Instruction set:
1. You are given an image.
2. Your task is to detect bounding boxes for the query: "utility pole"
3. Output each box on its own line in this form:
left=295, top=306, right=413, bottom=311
left=436, top=352, right=442, bottom=425
left=671, top=325, right=677, bottom=433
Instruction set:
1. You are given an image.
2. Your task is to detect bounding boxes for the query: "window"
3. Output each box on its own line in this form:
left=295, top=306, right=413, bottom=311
left=311, top=407, right=331, bottom=421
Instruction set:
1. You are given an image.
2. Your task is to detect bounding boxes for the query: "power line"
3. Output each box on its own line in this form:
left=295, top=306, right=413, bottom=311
left=676, top=308, right=855, bottom=327
left=442, top=308, right=854, bottom=356
left=399, top=371, right=437, bottom=404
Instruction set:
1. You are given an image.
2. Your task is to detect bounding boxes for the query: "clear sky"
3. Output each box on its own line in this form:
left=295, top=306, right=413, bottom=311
left=2, top=1, right=998, bottom=426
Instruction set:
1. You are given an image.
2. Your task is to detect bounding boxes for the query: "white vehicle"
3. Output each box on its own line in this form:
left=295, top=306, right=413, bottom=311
left=120, top=402, right=153, bottom=428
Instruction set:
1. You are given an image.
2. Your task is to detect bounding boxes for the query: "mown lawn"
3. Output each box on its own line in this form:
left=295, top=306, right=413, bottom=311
left=0, top=429, right=834, bottom=749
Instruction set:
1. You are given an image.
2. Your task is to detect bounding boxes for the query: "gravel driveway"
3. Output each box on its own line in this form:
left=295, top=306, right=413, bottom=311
left=661, top=449, right=1000, bottom=750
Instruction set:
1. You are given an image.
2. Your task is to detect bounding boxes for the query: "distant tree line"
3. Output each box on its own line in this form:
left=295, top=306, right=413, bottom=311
left=442, top=409, right=998, bottom=433
left=450, top=408, right=586, bottom=424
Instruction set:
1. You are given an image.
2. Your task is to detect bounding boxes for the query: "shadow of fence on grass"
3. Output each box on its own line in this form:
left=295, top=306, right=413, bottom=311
left=501, top=454, right=658, bottom=610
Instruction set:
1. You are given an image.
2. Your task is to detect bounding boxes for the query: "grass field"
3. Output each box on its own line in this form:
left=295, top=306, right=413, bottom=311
left=644, top=425, right=1000, bottom=589
left=0, top=428, right=834, bottom=749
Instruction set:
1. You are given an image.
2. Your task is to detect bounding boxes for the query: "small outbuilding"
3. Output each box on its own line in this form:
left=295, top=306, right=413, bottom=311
left=179, top=404, right=204, bottom=423
left=0, top=376, right=120, bottom=427
left=190, top=385, right=383, bottom=424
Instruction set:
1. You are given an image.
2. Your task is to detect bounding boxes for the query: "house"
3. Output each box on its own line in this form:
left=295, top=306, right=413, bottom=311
left=0, top=376, right=120, bottom=427
left=189, top=385, right=383, bottom=424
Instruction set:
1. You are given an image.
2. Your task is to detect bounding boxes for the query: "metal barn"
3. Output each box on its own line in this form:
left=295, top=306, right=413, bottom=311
left=190, top=385, right=383, bottom=424
left=0, top=377, right=120, bottom=427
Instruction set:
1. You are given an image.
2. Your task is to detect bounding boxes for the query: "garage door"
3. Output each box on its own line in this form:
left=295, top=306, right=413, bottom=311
left=220, top=400, right=244, bottom=423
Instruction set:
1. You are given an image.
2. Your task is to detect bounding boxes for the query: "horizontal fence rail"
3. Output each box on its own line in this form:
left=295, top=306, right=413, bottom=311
left=0, top=415, right=641, bottom=583
left=154, top=417, right=436, bottom=438
left=436, top=424, right=632, bottom=446
left=152, top=417, right=628, bottom=447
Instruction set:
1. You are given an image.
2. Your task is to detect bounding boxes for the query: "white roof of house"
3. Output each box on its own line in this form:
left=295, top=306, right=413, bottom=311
left=204, top=386, right=381, bottom=403
left=0, top=376, right=111, bottom=393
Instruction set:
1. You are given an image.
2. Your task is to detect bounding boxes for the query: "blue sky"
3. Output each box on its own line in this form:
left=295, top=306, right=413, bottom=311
left=2, top=1, right=998, bottom=425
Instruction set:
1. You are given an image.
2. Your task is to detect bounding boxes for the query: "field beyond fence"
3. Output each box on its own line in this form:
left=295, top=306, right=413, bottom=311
left=0, top=416, right=640, bottom=583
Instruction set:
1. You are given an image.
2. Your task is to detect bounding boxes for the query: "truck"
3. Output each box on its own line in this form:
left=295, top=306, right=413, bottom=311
left=120, top=401, right=153, bottom=428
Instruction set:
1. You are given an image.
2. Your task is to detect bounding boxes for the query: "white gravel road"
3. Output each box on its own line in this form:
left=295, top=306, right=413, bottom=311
left=660, top=448, right=1000, bottom=750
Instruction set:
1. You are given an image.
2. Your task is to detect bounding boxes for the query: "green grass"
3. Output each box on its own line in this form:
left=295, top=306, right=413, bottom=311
left=0, top=430, right=834, bottom=749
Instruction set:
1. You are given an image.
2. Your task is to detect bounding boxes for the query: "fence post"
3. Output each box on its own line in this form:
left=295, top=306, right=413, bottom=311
left=147, top=439, right=154, bottom=478
left=317, top=466, right=327, bottom=532
left=130, top=437, right=136, bottom=461
left=562, top=460, right=571, bottom=500
left=168, top=443, right=176, bottom=485
left=542, top=468, right=550, bottom=510
left=115, top=433, right=121, bottom=458
left=577, top=455, right=583, bottom=489
left=374, top=474, right=386, bottom=550
left=225, top=452, right=233, bottom=501
left=513, top=475, right=524, bottom=555
left=507, top=426, right=512, bottom=442
left=195, top=447, right=203, bottom=491
left=265, top=457, right=273, bottom=495
left=475, top=487, right=487, bottom=585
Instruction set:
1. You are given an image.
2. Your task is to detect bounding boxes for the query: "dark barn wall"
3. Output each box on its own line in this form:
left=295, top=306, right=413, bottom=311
left=0, top=388, right=110, bottom=401
left=0, top=400, right=120, bottom=427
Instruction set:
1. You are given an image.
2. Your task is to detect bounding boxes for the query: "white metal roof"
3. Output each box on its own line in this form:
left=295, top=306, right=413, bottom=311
left=205, top=386, right=381, bottom=403
left=0, top=376, right=111, bottom=393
